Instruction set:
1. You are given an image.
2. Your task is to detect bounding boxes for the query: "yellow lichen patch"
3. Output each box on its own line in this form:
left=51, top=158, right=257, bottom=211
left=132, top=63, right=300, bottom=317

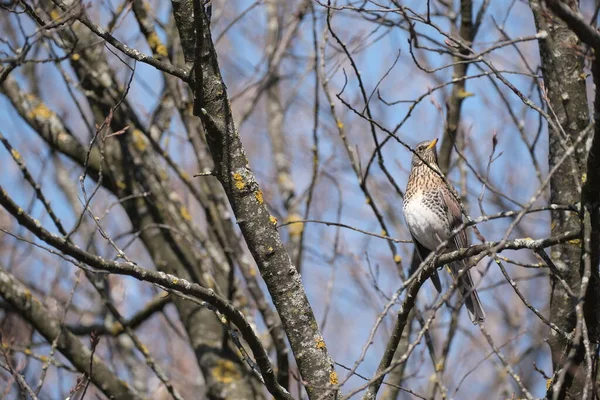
left=546, top=378, right=552, bottom=390
left=23, top=348, right=32, bottom=355
left=111, top=322, right=124, bottom=335
left=39, top=356, right=48, bottom=363
left=28, top=103, right=53, bottom=120
left=116, top=181, right=127, bottom=190
left=180, top=205, right=192, bottom=221
left=315, top=338, right=326, bottom=350
left=71, top=53, right=80, bottom=61
left=329, top=371, right=338, bottom=385
left=180, top=171, right=190, bottom=182
left=394, top=255, right=402, bottom=263
left=269, top=215, right=278, bottom=225
left=211, top=359, right=241, bottom=384
left=50, top=10, right=60, bottom=20
left=10, top=149, right=22, bottom=162
left=435, top=361, right=443, bottom=372
left=147, top=32, right=167, bottom=57
left=336, top=119, right=344, bottom=129
left=582, top=172, right=587, bottom=184
left=158, top=169, right=168, bottom=181
left=232, top=173, right=245, bottom=190
left=132, top=129, right=148, bottom=152
left=249, top=267, right=256, bottom=277
left=139, top=343, right=149, bottom=355
left=365, top=196, right=371, bottom=204
left=285, top=213, right=304, bottom=237
left=156, top=44, right=168, bottom=57
left=255, top=190, right=264, bottom=204
left=568, top=239, right=581, bottom=245
left=381, top=230, right=387, bottom=236
left=171, top=277, right=179, bottom=285
left=457, top=89, right=475, bottom=99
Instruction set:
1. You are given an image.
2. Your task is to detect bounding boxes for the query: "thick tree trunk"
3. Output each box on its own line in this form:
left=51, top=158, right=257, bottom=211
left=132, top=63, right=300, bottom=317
left=531, top=1, right=590, bottom=398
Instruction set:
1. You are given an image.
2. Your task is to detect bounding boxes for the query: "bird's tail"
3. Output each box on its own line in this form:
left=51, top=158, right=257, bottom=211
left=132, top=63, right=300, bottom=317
left=450, top=261, right=486, bottom=324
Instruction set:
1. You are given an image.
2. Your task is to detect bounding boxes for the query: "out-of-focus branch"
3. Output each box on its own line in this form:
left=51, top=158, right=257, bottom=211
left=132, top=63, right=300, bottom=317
left=0, top=75, right=105, bottom=184
left=236, top=0, right=311, bottom=126
left=0, top=264, right=143, bottom=400
left=437, top=0, right=489, bottom=173
left=188, top=1, right=336, bottom=398
left=51, top=0, right=189, bottom=80
left=264, top=0, right=302, bottom=279
left=68, top=294, right=171, bottom=336
left=265, top=0, right=295, bottom=210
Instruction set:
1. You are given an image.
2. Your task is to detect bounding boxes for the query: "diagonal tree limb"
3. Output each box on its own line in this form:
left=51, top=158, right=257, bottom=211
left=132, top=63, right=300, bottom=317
left=188, top=1, right=337, bottom=398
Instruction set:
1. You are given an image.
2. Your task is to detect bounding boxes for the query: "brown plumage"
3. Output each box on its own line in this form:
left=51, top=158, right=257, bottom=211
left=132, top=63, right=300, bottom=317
left=403, top=139, right=486, bottom=324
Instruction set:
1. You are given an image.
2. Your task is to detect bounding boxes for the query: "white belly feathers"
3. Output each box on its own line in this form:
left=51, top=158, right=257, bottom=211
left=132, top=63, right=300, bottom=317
left=403, top=194, right=449, bottom=251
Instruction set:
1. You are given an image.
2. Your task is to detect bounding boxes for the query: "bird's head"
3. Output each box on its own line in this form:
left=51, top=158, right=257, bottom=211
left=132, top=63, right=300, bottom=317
left=411, top=139, right=439, bottom=168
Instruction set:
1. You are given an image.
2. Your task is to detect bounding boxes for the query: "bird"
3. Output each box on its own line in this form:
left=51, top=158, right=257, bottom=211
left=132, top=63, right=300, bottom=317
left=403, top=138, right=486, bottom=324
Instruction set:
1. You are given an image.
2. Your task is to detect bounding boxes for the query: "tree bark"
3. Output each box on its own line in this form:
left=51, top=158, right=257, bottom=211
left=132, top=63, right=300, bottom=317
left=186, top=1, right=337, bottom=398
left=531, top=1, right=592, bottom=398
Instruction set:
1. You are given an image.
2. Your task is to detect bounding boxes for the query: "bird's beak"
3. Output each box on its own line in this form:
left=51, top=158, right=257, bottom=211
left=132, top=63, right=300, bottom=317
left=426, top=138, right=438, bottom=150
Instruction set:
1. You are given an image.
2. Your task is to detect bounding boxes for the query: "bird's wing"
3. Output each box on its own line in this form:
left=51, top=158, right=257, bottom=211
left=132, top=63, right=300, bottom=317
left=438, top=186, right=468, bottom=250
left=410, top=233, right=442, bottom=293
left=438, top=187, right=486, bottom=323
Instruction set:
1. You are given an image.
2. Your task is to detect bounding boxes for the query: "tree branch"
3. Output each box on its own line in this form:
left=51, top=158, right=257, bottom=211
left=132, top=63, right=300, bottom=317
left=0, top=264, right=143, bottom=400
left=362, top=229, right=579, bottom=399
left=0, top=185, right=293, bottom=400
left=52, top=0, right=190, bottom=80
left=68, top=294, right=171, bottom=336
left=188, top=1, right=337, bottom=398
